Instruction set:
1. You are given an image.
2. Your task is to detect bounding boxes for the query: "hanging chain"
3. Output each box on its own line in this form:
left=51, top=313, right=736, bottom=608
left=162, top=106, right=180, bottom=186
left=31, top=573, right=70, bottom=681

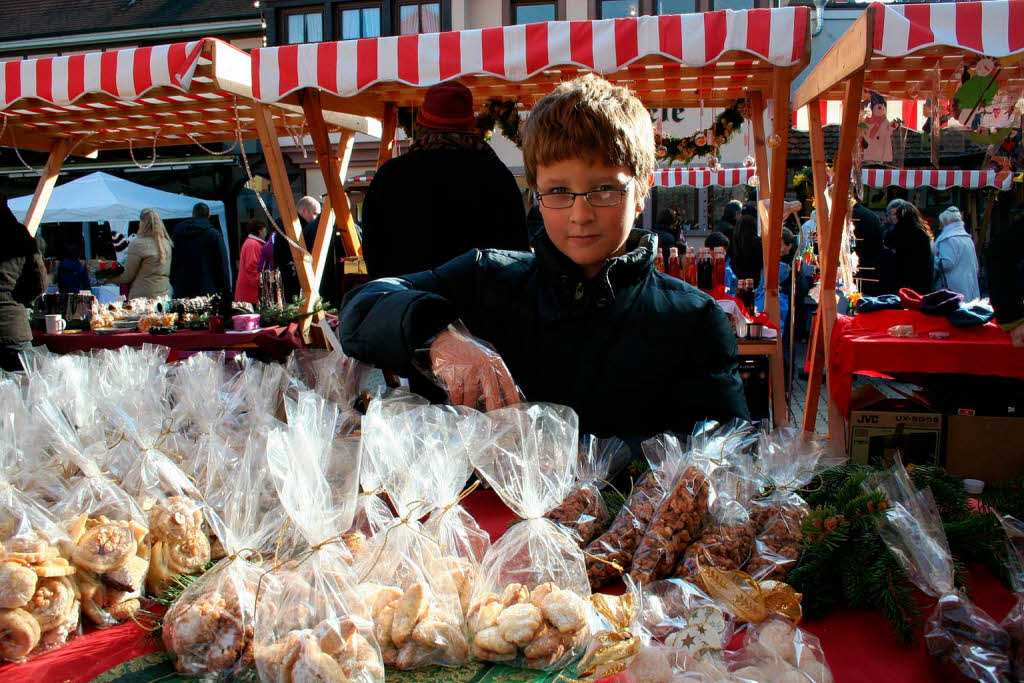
left=128, top=127, right=161, bottom=169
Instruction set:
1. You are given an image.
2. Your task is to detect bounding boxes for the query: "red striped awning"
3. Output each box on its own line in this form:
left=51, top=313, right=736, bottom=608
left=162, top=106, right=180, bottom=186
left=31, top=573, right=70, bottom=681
left=253, top=8, right=809, bottom=104
left=654, top=166, right=755, bottom=188
left=873, top=1, right=1024, bottom=58
left=861, top=168, right=1013, bottom=191
left=347, top=174, right=375, bottom=185
left=0, top=41, right=207, bottom=109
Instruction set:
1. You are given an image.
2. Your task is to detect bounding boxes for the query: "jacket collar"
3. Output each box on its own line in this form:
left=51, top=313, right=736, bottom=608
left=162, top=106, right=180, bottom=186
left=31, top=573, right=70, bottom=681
left=935, top=221, right=968, bottom=243
left=533, top=229, right=656, bottom=317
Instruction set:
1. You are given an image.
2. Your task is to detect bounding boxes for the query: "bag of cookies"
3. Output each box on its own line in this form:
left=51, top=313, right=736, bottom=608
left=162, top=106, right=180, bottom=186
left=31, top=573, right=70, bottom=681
left=167, top=351, right=246, bottom=447
left=104, top=404, right=215, bottom=597
left=544, top=435, right=628, bottom=547
left=355, top=396, right=477, bottom=669
left=725, top=618, right=833, bottom=683
left=629, top=433, right=715, bottom=587
left=0, top=448, right=80, bottom=662
left=162, top=425, right=287, bottom=678
left=874, top=458, right=1011, bottom=682
left=747, top=429, right=834, bottom=581
left=23, top=353, right=104, bottom=447
left=37, top=400, right=151, bottom=629
left=254, top=391, right=384, bottom=683
left=466, top=403, right=592, bottom=670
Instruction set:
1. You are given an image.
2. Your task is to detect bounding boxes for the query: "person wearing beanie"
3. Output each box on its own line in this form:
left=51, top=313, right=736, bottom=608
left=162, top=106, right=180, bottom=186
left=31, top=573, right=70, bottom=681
left=360, top=80, right=529, bottom=281
left=933, top=206, right=980, bottom=301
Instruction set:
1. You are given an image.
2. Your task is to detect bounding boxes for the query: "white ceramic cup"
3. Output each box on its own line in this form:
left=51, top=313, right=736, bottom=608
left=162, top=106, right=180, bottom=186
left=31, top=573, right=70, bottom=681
left=45, top=314, right=67, bottom=335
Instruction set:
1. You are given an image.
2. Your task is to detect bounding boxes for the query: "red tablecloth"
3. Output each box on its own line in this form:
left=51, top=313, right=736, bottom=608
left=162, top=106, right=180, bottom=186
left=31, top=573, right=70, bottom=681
left=32, top=324, right=305, bottom=363
left=829, top=310, right=1024, bottom=417
left=0, top=489, right=1015, bottom=682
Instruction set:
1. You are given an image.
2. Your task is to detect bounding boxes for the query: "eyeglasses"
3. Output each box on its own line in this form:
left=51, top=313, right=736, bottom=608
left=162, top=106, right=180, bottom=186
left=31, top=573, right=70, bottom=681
left=537, top=179, right=633, bottom=209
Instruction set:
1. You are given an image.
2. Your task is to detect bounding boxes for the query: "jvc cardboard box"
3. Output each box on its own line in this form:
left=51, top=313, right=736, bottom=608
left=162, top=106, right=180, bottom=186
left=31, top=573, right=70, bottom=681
left=849, top=385, right=942, bottom=466
left=946, top=414, right=1024, bottom=483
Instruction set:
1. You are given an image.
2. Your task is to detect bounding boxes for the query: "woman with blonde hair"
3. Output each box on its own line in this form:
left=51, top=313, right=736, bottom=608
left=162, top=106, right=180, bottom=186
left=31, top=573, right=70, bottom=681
left=106, top=208, right=172, bottom=298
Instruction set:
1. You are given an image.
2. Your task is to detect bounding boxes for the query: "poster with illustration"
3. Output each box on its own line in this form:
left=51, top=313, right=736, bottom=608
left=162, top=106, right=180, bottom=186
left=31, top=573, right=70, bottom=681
left=952, top=58, right=1011, bottom=132
left=861, top=91, right=893, bottom=163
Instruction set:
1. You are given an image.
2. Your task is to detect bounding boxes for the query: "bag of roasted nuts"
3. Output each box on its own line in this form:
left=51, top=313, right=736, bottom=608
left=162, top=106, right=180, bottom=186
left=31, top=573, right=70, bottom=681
left=545, top=435, right=630, bottom=547
left=253, top=391, right=384, bottom=683
left=875, top=458, right=1012, bottom=682
left=466, top=403, right=593, bottom=670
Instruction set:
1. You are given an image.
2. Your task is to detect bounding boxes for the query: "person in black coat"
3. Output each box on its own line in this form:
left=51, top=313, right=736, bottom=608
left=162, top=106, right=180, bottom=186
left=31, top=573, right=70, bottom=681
left=852, top=202, right=884, bottom=296
left=170, top=202, right=230, bottom=299
left=987, top=205, right=1024, bottom=347
left=0, top=194, right=47, bottom=371
left=880, top=199, right=934, bottom=295
left=360, top=80, right=529, bottom=279
left=731, top=214, right=763, bottom=283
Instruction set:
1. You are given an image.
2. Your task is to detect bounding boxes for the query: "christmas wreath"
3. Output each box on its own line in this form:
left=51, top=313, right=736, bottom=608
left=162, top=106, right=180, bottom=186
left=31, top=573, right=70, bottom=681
left=656, top=100, right=746, bottom=166
left=397, top=98, right=522, bottom=147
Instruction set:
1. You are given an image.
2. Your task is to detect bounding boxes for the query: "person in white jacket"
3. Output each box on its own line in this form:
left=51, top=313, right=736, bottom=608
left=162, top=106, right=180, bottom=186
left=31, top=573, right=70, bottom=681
left=933, top=206, right=980, bottom=300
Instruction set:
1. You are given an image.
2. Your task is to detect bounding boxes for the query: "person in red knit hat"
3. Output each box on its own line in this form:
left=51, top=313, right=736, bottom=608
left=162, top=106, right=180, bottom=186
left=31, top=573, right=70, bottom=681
left=359, top=80, right=529, bottom=282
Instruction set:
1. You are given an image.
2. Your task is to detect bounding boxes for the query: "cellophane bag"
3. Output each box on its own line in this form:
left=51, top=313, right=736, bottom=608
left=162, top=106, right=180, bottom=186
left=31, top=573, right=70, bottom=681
left=874, top=458, right=1011, bottom=682
left=0, top=385, right=68, bottom=508
left=998, top=513, right=1024, bottom=679
left=355, top=395, right=477, bottom=669
left=286, top=319, right=372, bottom=412
left=725, top=617, right=833, bottom=683
left=747, top=429, right=836, bottom=581
left=103, top=403, right=215, bottom=596
left=22, top=351, right=104, bottom=447
left=0, top=445, right=80, bottom=662
left=466, top=403, right=592, bottom=670
left=167, top=351, right=246, bottom=447
left=37, top=399, right=151, bottom=629
left=629, top=433, right=717, bottom=588
left=254, top=390, right=384, bottom=683
left=633, top=576, right=734, bottom=661
left=162, top=427, right=287, bottom=678
left=544, top=436, right=629, bottom=547
left=92, top=345, right=170, bottom=416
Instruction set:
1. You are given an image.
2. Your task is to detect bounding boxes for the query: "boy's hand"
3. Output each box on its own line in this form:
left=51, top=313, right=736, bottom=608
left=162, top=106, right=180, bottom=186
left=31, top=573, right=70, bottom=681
left=429, top=327, right=521, bottom=411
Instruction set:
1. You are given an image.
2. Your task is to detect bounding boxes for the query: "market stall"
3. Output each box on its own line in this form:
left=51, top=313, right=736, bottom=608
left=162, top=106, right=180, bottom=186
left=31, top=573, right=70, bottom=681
left=0, top=37, right=379, bottom=342
left=791, top=0, right=1024, bottom=440
left=253, top=8, right=812, bottom=426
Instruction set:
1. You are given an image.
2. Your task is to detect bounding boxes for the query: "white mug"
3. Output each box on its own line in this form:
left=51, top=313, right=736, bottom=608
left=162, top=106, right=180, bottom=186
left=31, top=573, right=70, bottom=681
left=45, top=314, right=67, bottom=335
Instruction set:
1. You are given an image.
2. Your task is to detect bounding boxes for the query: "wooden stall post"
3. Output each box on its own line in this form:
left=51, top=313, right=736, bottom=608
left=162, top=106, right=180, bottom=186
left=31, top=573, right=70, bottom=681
left=253, top=103, right=317, bottom=342
left=24, top=138, right=71, bottom=237
left=377, top=103, right=398, bottom=168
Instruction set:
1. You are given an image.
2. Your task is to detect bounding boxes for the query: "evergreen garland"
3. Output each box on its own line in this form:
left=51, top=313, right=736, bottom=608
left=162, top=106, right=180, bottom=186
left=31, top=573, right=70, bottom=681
left=397, top=98, right=522, bottom=147
left=788, top=464, right=1003, bottom=644
left=655, top=101, right=745, bottom=166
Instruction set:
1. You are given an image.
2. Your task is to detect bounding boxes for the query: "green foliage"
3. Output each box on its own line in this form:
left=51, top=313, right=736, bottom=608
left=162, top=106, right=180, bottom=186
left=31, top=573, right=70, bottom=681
left=258, top=296, right=335, bottom=327
left=135, top=561, right=216, bottom=644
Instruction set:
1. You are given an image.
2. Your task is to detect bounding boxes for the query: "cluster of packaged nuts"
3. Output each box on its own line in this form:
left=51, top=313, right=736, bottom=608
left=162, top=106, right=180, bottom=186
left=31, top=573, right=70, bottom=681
left=746, top=501, right=807, bottom=581
left=467, top=582, right=590, bottom=669
left=585, top=470, right=665, bottom=588
left=0, top=537, right=80, bottom=660
left=62, top=514, right=149, bottom=626
left=359, top=581, right=468, bottom=669
left=545, top=484, right=608, bottom=547
left=678, top=523, right=756, bottom=583
left=255, top=616, right=384, bottom=682
left=630, top=465, right=709, bottom=586
left=928, top=594, right=1012, bottom=682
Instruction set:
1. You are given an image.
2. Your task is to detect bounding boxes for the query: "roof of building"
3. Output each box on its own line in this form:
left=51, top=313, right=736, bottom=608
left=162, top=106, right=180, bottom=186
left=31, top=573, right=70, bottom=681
left=788, top=125, right=988, bottom=165
left=0, top=0, right=260, bottom=42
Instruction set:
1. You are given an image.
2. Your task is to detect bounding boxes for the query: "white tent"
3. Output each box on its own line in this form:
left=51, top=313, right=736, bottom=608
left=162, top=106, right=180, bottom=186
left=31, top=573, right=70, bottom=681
left=8, top=171, right=231, bottom=279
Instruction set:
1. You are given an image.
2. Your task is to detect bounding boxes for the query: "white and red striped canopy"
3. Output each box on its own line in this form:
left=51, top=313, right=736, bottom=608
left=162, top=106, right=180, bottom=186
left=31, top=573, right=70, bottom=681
left=253, top=8, right=809, bottom=108
left=347, top=173, right=375, bottom=185
left=873, top=1, right=1024, bottom=59
left=654, top=166, right=755, bottom=188
left=862, top=168, right=1013, bottom=191
left=0, top=41, right=207, bottom=110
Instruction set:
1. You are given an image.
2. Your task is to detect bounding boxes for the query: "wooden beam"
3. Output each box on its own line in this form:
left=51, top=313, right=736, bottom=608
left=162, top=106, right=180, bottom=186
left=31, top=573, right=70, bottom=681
left=253, top=103, right=316, bottom=330
left=793, top=8, right=873, bottom=110
left=377, top=103, right=398, bottom=168
left=23, top=138, right=71, bottom=237
left=801, top=100, right=831, bottom=434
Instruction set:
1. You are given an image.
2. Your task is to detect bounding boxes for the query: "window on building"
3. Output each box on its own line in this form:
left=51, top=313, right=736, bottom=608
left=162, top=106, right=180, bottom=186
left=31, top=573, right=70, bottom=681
left=396, top=2, right=442, bottom=34
left=283, top=9, right=324, bottom=44
left=513, top=1, right=557, bottom=23
left=339, top=4, right=382, bottom=40
left=656, top=0, right=696, bottom=13
left=710, top=0, right=757, bottom=9
left=599, top=1, right=639, bottom=18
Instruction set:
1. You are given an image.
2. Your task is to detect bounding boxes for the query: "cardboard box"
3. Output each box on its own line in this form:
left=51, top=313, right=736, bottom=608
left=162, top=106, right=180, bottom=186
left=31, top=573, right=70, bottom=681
left=849, top=385, right=942, bottom=466
left=945, top=415, right=1024, bottom=483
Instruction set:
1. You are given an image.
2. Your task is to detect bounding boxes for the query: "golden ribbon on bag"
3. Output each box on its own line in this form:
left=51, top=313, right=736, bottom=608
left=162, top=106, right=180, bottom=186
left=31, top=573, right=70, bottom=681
left=698, top=567, right=803, bottom=624
left=577, top=593, right=640, bottom=680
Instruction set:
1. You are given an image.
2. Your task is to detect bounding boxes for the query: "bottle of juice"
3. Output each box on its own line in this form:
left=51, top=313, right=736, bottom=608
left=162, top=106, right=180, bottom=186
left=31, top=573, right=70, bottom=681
left=698, top=249, right=713, bottom=290
left=654, top=249, right=665, bottom=273
left=667, top=247, right=681, bottom=279
left=712, top=247, right=726, bottom=289
left=684, top=247, right=697, bottom=286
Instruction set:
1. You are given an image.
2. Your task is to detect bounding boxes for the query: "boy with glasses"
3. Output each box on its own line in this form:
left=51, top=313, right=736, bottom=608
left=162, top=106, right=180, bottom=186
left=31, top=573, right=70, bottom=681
left=340, top=74, right=748, bottom=443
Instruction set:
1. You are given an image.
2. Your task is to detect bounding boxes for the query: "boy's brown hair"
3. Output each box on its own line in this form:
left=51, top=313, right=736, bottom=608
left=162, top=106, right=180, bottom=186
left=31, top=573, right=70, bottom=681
left=522, top=73, right=656, bottom=191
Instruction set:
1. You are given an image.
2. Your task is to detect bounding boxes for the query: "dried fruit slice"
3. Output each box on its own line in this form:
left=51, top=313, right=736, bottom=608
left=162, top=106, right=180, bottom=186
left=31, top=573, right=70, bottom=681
left=0, top=561, right=38, bottom=609
left=72, top=525, right=136, bottom=574
left=0, top=608, right=42, bottom=660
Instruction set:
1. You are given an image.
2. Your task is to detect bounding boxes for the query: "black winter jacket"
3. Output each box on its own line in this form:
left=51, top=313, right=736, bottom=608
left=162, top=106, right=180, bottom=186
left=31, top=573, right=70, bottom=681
left=0, top=200, right=47, bottom=345
left=987, top=214, right=1024, bottom=327
left=170, top=217, right=230, bottom=298
left=360, top=148, right=529, bottom=279
left=340, top=230, right=749, bottom=443
left=882, top=221, right=934, bottom=294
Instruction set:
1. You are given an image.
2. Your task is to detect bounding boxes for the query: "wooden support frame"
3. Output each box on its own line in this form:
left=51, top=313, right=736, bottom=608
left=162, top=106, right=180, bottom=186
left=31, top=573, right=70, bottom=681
left=24, top=138, right=72, bottom=237
left=377, top=103, right=398, bottom=169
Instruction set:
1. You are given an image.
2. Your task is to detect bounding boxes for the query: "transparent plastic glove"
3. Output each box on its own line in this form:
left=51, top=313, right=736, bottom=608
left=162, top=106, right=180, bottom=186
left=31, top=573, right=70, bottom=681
left=428, top=323, right=521, bottom=412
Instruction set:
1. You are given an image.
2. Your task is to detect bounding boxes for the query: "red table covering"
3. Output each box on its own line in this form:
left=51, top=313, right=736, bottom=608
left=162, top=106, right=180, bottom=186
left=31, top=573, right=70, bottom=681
left=829, top=310, right=1024, bottom=417
left=0, top=489, right=1015, bottom=682
left=32, top=324, right=305, bottom=363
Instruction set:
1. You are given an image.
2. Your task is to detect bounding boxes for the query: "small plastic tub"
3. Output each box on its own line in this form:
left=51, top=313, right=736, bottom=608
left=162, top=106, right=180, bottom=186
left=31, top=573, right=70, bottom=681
left=963, top=478, right=985, bottom=495
left=232, top=313, right=261, bottom=332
